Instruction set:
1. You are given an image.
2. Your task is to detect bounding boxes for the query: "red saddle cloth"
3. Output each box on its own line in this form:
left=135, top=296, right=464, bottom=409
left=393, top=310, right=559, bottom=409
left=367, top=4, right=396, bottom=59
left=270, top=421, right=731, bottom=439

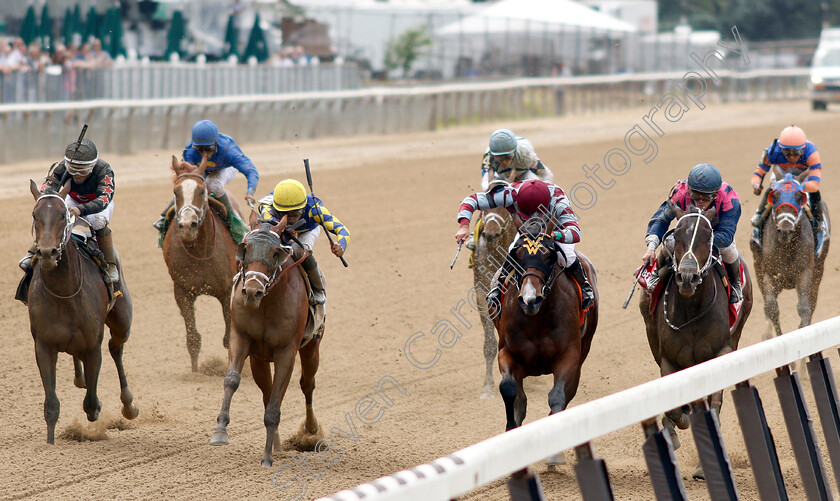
left=637, top=260, right=743, bottom=329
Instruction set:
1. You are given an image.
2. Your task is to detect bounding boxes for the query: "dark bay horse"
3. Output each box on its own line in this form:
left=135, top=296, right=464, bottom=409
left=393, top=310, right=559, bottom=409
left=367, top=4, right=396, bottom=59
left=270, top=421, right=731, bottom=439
left=473, top=180, right=517, bottom=399
left=751, top=172, right=830, bottom=339
left=210, top=211, right=323, bottom=467
left=639, top=205, right=752, bottom=470
left=27, top=181, right=138, bottom=443
left=493, top=219, right=598, bottom=463
left=162, top=156, right=237, bottom=372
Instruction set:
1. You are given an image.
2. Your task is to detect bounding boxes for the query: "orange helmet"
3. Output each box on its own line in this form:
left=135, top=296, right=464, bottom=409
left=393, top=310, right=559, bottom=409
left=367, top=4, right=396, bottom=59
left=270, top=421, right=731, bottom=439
left=778, top=125, right=807, bottom=150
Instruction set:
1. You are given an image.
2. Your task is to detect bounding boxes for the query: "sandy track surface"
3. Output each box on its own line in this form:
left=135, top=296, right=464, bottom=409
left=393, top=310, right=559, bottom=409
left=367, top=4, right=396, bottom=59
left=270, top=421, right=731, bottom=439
left=3, top=100, right=840, bottom=500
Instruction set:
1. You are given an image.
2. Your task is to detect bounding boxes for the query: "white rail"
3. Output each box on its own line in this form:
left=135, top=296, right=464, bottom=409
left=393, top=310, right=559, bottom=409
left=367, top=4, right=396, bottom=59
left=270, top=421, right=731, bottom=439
left=319, top=315, right=840, bottom=501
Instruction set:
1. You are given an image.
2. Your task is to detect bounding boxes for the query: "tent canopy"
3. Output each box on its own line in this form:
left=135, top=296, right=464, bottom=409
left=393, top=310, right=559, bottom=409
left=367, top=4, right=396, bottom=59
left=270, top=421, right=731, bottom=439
left=437, top=0, right=637, bottom=36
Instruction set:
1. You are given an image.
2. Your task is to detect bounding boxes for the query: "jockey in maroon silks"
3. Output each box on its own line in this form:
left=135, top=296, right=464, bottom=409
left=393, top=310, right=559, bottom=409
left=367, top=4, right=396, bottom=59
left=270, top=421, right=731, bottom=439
left=455, top=178, right=594, bottom=310
left=642, top=163, right=743, bottom=303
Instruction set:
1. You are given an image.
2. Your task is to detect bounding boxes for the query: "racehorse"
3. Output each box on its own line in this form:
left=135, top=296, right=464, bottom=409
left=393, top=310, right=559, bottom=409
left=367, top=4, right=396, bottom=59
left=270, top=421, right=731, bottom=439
left=639, top=205, right=752, bottom=469
left=27, top=180, right=138, bottom=443
left=493, top=218, right=598, bottom=462
left=751, top=171, right=830, bottom=339
left=473, top=179, right=517, bottom=399
left=162, top=155, right=237, bottom=372
left=209, top=211, right=323, bottom=467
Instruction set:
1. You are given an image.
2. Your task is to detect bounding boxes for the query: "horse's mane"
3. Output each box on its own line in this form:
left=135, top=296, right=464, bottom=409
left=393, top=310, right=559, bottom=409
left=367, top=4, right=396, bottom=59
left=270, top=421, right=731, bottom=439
left=520, top=215, right=549, bottom=237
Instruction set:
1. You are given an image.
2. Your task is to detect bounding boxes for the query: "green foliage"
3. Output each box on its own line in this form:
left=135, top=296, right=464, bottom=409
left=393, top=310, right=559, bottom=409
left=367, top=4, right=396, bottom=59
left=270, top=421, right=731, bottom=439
left=384, top=27, right=432, bottom=78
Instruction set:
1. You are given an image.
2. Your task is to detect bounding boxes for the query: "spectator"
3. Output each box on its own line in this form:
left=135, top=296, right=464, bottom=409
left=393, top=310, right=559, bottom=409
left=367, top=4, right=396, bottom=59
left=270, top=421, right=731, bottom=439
left=91, top=39, right=113, bottom=68
left=26, top=42, right=50, bottom=72
left=72, top=42, right=96, bottom=69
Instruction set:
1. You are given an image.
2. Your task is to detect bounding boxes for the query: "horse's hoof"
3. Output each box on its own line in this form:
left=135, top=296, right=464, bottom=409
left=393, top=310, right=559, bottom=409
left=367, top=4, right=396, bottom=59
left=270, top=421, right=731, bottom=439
left=480, top=388, right=495, bottom=399
left=675, top=413, right=690, bottom=430
left=546, top=452, right=566, bottom=466
left=692, top=463, right=705, bottom=480
left=662, top=418, right=681, bottom=450
left=87, top=409, right=100, bottom=422
left=74, top=377, right=86, bottom=389
left=209, top=432, right=230, bottom=446
left=122, top=403, right=140, bottom=420
left=261, top=457, right=274, bottom=468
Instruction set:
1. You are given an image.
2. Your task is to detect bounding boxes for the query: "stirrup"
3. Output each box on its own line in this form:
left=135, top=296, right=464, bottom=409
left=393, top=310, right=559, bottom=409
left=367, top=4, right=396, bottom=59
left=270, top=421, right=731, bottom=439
left=153, top=217, right=165, bottom=232
left=581, top=288, right=594, bottom=310
left=19, top=252, right=34, bottom=272
left=751, top=226, right=761, bottom=247
left=309, top=290, right=326, bottom=305
left=645, top=273, right=659, bottom=293
left=486, top=286, right=502, bottom=308
left=750, top=213, right=762, bottom=227
left=728, top=285, right=742, bottom=304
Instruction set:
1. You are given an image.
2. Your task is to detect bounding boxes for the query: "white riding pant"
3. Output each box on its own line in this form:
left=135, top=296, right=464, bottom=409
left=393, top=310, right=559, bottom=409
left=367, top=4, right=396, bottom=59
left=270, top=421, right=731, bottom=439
left=295, top=226, right=321, bottom=253
left=65, top=197, right=113, bottom=231
left=205, top=167, right=238, bottom=197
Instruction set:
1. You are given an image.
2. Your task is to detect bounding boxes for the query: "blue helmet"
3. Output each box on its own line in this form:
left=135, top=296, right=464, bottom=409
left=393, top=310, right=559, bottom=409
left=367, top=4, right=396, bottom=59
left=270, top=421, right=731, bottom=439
left=489, top=129, right=517, bottom=156
left=687, top=163, right=722, bottom=194
left=191, top=120, right=219, bottom=146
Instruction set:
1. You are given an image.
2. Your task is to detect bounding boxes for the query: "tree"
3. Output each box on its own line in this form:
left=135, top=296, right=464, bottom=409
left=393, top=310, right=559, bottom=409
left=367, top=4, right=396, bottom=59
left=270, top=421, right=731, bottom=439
left=384, top=27, right=431, bottom=78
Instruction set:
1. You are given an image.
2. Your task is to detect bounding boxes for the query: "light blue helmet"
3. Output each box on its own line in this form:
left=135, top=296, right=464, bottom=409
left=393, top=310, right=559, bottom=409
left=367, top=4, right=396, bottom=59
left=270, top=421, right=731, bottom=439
left=687, top=163, right=722, bottom=194
left=191, top=120, right=220, bottom=146
left=489, top=129, right=517, bottom=156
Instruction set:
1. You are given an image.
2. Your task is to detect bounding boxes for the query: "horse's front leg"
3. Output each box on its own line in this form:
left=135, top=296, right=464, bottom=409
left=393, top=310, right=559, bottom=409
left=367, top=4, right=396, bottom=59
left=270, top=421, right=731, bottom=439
left=209, top=331, right=250, bottom=446
left=795, top=274, right=815, bottom=329
left=498, top=348, right=519, bottom=431
left=35, top=340, right=59, bottom=444
left=481, top=315, right=497, bottom=399
left=174, top=285, right=201, bottom=372
left=262, top=345, right=298, bottom=468
left=760, top=276, right=783, bottom=339
left=81, top=340, right=103, bottom=423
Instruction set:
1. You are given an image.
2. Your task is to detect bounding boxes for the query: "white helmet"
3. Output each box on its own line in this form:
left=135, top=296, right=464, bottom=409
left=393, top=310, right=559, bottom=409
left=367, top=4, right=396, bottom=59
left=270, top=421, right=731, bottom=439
left=512, top=138, right=537, bottom=172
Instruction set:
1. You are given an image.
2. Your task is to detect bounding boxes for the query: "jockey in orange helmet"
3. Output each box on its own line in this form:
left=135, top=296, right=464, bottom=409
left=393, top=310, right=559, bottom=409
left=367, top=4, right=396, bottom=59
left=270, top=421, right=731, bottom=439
left=750, top=125, right=825, bottom=255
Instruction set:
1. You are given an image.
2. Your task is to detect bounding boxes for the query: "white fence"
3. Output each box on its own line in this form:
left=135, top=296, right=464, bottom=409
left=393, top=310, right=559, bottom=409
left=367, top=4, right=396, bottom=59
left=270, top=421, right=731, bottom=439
left=319, top=315, right=840, bottom=500
left=0, top=68, right=810, bottom=165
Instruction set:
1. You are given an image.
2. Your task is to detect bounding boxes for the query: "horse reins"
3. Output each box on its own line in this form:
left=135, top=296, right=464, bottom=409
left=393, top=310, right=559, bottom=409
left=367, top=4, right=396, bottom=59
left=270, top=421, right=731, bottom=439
left=235, top=228, right=306, bottom=297
left=32, top=194, right=87, bottom=300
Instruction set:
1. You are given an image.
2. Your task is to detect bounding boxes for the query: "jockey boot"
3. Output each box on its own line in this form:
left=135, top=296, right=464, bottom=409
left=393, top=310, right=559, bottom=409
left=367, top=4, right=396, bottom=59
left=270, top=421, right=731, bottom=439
left=153, top=199, right=174, bottom=232
left=810, top=190, right=826, bottom=257
left=486, top=257, right=517, bottom=309
left=724, top=260, right=742, bottom=304
left=19, top=243, right=37, bottom=272
left=566, top=259, right=595, bottom=310
left=303, top=256, right=326, bottom=305
left=96, top=228, right=120, bottom=285
left=214, top=192, right=239, bottom=223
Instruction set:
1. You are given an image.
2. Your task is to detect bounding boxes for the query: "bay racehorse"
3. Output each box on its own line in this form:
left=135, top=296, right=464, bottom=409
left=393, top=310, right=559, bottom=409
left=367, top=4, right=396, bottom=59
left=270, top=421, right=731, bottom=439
left=162, top=156, right=237, bottom=372
left=473, top=179, right=517, bottom=399
left=27, top=180, right=138, bottom=443
left=210, top=211, right=323, bottom=467
left=639, top=205, right=752, bottom=475
left=493, top=218, right=598, bottom=463
left=751, top=171, right=830, bottom=339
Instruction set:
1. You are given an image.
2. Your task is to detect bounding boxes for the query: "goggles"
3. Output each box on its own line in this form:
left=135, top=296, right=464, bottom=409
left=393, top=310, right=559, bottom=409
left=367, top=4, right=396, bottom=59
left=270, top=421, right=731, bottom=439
left=491, top=152, right=514, bottom=162
left=690, top=190, right=716, bottom=203
left=274, top=207, right=304, bottom=219
left=781, top=148, right=804, bottom=157
left=192, top=144, right=218, bottom=155
left=64, top=156, right=96, bottom=177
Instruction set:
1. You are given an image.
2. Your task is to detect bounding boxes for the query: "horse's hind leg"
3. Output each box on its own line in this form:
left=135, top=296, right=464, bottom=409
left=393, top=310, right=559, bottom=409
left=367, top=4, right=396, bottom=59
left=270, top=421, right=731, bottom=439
left=298, top=338, right=324, bottom=445
left=174, top=286, right=201, bottom=372
left=107, top=334, right=139, bottom=420
left=81, top=343, right=102, bottom=422
left=261, top=347, right=298, bottom=468
left=514, top=380, right=527, bottom=426
left=35, top=341, right=59, bottom=444
left=480, top=316, right=497, bottom=399
left=498, top=349, right=519, bottom=431
left=72, top=356, right=85, bottom=388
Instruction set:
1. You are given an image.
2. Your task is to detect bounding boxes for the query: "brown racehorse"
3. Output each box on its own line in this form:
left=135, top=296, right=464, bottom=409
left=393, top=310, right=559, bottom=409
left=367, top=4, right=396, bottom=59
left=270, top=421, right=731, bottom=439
left=27, top=181, right=138, bottom=443
left=162, top=156, right=237, bottom=372
left=493, top=218, right=598, bottom=460
left=209, top=211, right=323, bottom=467
left=751, top=171, right=830, bottom=339
left=640, top=205, right=752, bottom=474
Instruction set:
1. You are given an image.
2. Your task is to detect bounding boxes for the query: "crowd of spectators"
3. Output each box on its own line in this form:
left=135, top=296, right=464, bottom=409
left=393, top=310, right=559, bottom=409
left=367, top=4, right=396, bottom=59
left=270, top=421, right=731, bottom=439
left=268, top=45, right=320, bottom=67
left=0, top=36, right=113, bottom=77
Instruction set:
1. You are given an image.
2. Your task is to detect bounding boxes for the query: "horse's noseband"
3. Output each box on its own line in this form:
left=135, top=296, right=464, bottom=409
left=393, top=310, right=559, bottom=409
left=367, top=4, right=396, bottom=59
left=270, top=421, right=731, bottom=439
left=669, top=212, right=715, bottom=280
left=33, top=193, right=72, bottom=261
left=235, top=227, right=293, bottom=297
left=175, top=173, right=208, bottom=226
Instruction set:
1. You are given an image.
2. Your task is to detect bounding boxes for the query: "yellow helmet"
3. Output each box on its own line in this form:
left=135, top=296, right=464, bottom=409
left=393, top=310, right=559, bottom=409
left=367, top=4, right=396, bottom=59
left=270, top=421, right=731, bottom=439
left=272, top=179, right=307, bottom=211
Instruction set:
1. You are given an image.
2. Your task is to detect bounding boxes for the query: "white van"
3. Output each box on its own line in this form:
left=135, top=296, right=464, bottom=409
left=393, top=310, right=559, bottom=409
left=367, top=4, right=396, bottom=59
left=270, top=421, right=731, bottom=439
left=811, top=28, right=840, bottom=110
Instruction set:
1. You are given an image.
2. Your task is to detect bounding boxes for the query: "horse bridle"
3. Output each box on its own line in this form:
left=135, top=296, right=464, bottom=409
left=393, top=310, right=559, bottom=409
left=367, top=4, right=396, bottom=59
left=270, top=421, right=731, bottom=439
left=235, top=226, right=306, bottom=297
left=175, top=172, right=208, bottom=226
left=515, top=232, right=562, bottom=297
left=668, top=212, right=715, bottom=280
left=32, top=193, right=72, bottom=262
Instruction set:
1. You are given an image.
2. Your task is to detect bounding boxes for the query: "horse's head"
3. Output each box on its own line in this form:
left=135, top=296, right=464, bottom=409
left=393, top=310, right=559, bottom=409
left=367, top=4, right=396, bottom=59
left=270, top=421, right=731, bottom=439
left=511, top=216, right=558, bottom=315
left=235, top=211, right=294, bottom=309
left=29, top=180, right=72, bottom=270
left=171, top=155, right=209, bottom=242
left=769, top=173, right=806, bottom=241
left=481, top=180, right=513, bottom=241
left=670, top=204, right=715, bottom=297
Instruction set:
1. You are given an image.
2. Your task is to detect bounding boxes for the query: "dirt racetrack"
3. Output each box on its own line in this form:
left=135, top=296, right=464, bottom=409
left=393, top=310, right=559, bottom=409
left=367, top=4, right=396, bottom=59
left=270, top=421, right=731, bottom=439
left=3, top=100, right=840, bottom=501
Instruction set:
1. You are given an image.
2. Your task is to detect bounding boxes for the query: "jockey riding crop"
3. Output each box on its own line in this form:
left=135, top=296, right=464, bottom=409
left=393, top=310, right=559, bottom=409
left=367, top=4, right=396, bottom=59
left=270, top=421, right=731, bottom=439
left=450, top=241, right=463, bottom=269
left=622, top=266, right=644, bottom=309
left=304, top=158, right=349, bottom=267
left=58, top=123, right=88, bottom=186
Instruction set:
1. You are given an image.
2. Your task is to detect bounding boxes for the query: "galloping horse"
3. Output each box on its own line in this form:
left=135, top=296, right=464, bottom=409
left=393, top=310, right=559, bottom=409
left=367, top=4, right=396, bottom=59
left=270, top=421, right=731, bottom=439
left=210, top=211, right=323, bottom=467
left=162, top=156, right=237, bottom=372
left=27, top=181, right=138, bottom=443
left=751, top=171, right=830, bottom=339
left=473, top=179, right=517, bottom=399
left=493, top=218, right=598, bottom=455
left=640, top=205, right=752, bottom=462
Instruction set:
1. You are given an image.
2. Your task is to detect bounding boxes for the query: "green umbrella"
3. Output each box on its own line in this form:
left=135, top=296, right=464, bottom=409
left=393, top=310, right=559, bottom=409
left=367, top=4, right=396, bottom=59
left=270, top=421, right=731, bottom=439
left=19, top=5, right=38, bottom=45
left=223, top=14, right=239, bottom=58
left=62, top=7, right=73, bottom=44
left=106, top=7, right=125, bottom=58
left=39, top=4, right=53, bottom=52
left=165, top=10, right=186, bottom=59
left=65, top=3, right=83, bottom=45
left=84, top=6, right=100, bottom=44
left=243, top=13, right=268, bottom=63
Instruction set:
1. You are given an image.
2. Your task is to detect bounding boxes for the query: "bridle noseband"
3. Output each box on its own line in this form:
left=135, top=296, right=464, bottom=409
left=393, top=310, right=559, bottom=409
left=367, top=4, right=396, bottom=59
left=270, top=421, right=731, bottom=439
left=175, top=172, right=208, bottom=226
left=32, top=193, right=72, bottom=261
left=235, top=227, right=303, bottom=298
left=669, top=211, right=715, bottom=280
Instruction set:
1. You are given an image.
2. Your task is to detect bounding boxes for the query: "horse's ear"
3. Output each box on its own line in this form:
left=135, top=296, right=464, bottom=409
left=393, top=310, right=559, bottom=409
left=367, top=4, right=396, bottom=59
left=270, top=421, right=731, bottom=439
left=58, top=182, right=71, bottom=199
left=272, top=215, right=288, bottom=234
left=248, top=209, right=259, bottom=229
left=669, top=201, right=685, bottom=220
left=795, top=190, right=806, bottom=205
left=171, top=155, right=179, bottom=172
left=702, top=206, right=716, bottom=221
left=196, top=154, right=208, bottom=177
left=30, top=179, right=41, bottom=200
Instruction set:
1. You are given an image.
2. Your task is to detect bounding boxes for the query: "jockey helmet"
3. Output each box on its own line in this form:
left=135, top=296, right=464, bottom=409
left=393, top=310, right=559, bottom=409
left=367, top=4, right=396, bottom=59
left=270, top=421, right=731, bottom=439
left=686, top=163, right=722, bottom=194
left=191, top=120, right=220, bottom=146
left=489, top=129, right=517, bottom=156
left=63, top=138, right=98, bottom=177
left=512, top=138, right=537, bottom=172
left=778, top=125, right=807, bottom=151
left=516, top=179, right=551, bottom=217
left=272, top=179, right=308, bottom=212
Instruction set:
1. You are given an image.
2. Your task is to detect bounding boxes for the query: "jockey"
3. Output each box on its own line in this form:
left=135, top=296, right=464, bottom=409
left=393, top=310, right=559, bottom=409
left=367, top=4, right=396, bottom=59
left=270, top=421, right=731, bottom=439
left=19, top=138, right=121, bottom=284
left=642, top=163, right=743, bottom=303
left=455, top=178, right=594, bottom=310
left=153, top=119, right=259, bottom=232
left=257, top=179, right=350, bottom=305
left=466, top=130, right=555, bottom=251
left=750, top=125, right=825, bottom=254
